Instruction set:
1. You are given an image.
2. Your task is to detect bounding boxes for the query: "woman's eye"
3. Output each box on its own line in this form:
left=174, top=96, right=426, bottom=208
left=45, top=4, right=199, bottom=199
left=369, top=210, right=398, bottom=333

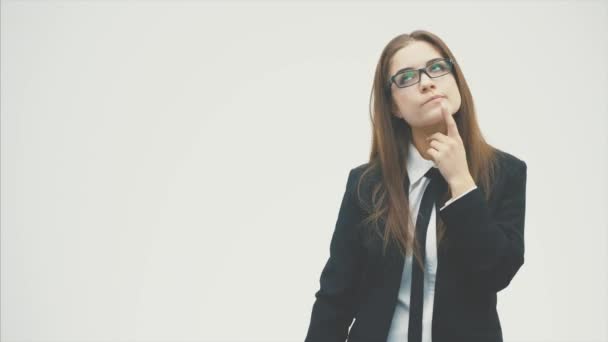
left=401, top=71, right=415, bottom=80
left=430, top=62, right=446, bottom=71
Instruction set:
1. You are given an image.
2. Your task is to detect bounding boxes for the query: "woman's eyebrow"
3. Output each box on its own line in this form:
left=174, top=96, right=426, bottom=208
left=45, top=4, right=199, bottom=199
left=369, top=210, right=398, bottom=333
left=394, top=57, right=444, bottom=74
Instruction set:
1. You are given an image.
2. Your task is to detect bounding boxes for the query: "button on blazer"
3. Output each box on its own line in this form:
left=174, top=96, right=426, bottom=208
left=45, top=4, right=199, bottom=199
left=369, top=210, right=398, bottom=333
left=305, top=149, right=527, bottom=342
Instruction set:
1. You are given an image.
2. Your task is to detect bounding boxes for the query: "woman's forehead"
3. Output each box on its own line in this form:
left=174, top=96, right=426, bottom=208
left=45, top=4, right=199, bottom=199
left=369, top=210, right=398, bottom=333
left=390, top=42, right=443, bottom=74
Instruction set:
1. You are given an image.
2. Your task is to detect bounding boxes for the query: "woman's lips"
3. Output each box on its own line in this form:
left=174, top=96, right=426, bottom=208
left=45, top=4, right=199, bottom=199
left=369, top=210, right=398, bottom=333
left=423, top=96, right=445, bottom=105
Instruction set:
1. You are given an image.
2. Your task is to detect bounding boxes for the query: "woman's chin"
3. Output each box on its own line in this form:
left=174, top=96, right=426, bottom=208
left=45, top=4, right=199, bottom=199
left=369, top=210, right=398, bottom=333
left=427, top=107, right=444, bottom=121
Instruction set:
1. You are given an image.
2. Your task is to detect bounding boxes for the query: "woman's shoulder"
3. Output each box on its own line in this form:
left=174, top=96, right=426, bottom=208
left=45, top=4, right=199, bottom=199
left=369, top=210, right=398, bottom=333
left=348, top=161, right=381, bottom=187
left=492, top=147, right=527, bottom=178
left=350, top=161, right=375, bottom=177
left=483, top=147, right=527, bottom=205
left=342, top=161, right=383, bottom=213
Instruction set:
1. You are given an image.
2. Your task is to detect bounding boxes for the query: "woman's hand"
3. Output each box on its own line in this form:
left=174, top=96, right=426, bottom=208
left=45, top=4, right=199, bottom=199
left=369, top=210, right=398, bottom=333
left=425, top=103, right=476, bottom=197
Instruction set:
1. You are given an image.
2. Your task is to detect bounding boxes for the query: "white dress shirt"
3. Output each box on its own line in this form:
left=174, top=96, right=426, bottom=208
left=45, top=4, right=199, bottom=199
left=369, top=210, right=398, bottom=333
left=386, top=141, right=476, bottom=342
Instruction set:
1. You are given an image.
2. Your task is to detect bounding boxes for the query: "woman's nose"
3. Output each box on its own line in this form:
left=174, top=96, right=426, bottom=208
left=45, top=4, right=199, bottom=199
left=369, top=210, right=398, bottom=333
left=419, top=72, right=436, bottom=91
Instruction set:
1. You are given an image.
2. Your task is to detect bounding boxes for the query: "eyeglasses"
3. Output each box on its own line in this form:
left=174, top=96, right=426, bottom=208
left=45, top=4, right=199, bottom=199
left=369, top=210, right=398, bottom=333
left=387, top=58, right=456, bottom=91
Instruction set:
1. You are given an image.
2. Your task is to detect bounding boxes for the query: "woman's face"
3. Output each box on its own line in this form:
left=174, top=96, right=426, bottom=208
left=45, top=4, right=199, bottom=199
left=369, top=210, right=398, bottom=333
left=388, top=41, right=462, bottom=130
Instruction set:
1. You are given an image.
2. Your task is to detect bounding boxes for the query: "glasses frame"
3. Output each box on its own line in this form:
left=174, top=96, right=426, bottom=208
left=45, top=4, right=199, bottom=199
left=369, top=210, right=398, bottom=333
left=386, top=58, right=456, bottom=92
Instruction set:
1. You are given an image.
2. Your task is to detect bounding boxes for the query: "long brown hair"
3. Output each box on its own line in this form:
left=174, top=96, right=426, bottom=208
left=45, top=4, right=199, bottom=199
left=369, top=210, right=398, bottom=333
left=356, top=30, right=499, bottom=270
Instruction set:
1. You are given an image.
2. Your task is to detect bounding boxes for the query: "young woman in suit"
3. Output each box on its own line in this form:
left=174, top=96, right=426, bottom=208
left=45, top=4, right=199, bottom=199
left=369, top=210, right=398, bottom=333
left=305, top=30, right=527, bottom=342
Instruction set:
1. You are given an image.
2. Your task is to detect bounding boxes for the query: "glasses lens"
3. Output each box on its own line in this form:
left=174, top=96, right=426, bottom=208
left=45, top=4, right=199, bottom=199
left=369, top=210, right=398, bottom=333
left=394, top=70, right=419, bottom=88
left=427, top=59, right=452, bottom=77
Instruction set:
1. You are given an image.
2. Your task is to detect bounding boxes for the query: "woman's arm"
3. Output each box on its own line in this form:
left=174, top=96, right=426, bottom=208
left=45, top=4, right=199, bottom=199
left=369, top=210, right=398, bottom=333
left=305, top=168, right=365, bottom=342
left=439, top=160, right=527, bottom=292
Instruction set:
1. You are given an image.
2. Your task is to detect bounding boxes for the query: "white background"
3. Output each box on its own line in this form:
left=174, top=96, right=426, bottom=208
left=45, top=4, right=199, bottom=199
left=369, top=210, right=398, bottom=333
left=2, top=0, right=607, bottom=341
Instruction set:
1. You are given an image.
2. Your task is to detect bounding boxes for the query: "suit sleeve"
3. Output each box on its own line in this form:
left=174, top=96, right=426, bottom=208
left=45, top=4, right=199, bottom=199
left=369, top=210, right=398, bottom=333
left=438, top=160, right=527, bottom=292
left=440, top=185, right=477, bottom=210
left=305, top=169, right=364, bottom=342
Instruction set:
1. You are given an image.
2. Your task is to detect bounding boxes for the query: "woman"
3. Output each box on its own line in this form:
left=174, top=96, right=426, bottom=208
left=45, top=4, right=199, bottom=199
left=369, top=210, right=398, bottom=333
left=304, top=30, right=527, bottom=342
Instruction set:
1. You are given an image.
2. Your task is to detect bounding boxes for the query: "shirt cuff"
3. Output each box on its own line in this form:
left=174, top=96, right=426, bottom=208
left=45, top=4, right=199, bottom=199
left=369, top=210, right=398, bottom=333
left=440, top=185, right=478, bottom=211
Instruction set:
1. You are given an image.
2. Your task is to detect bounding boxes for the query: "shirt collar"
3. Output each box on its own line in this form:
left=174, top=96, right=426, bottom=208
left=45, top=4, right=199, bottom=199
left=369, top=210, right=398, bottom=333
left=406, top=140, right=437, bottom=187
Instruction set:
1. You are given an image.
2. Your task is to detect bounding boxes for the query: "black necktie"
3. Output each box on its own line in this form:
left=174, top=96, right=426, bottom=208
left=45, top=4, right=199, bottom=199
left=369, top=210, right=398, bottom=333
left=408, top=167, right=446, bottom=342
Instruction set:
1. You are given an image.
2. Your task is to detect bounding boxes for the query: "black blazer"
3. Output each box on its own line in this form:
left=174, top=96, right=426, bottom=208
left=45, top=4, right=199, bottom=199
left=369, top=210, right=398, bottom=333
left=305, top=149, right=527, bottom=342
